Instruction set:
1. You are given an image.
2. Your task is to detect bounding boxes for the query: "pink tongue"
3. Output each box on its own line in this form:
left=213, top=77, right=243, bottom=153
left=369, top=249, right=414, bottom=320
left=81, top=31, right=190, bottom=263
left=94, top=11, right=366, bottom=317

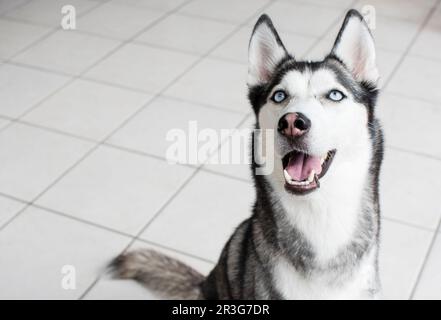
left=286, top=153, right=322, bottom=181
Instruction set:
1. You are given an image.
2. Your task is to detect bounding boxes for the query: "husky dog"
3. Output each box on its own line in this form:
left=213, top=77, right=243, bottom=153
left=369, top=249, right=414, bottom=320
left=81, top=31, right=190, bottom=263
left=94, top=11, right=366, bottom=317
left=112, top=9, right=384, bottom=300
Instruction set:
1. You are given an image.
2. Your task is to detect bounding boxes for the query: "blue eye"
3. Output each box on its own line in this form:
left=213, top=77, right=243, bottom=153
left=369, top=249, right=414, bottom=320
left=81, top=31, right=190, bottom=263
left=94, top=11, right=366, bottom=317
left=272, top=90, right=287, bottom=103
left=327, top=89, right=345, bottom=102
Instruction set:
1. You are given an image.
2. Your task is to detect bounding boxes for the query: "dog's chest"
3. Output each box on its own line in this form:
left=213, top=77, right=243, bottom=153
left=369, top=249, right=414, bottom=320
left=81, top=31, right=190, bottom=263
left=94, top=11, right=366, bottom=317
left=272, top=250, right=377, bottom=300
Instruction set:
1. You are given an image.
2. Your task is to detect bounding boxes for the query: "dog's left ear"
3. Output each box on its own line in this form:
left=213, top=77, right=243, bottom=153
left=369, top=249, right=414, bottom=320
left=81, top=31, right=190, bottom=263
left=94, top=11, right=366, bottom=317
left=248, top=14, right=288, bottom=86
left=331, top=10, right=378, bottom=84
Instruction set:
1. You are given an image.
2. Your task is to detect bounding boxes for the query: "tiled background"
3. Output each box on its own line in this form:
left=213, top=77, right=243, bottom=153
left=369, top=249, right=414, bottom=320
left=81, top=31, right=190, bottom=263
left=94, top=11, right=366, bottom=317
left=0, top=0, right=440, bottom=300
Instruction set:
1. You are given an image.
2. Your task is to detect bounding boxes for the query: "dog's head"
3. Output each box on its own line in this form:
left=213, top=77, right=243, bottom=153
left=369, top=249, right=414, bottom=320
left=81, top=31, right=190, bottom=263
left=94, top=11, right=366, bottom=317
left=248, top=10, right=379, bottom=197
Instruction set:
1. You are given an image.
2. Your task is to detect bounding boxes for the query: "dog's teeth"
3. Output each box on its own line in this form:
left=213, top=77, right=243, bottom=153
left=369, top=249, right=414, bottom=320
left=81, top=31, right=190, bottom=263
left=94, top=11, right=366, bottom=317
left=307, top=170, right=315, bottom=183
left=320, top=158, right=325, bottom=165
left=285, top=169, right=317, bottom=186
left=283, top=169, right=292, bottom=182
left=288, top=179, right=303, bottom=186
left=314, top=174, right=320, bottom=188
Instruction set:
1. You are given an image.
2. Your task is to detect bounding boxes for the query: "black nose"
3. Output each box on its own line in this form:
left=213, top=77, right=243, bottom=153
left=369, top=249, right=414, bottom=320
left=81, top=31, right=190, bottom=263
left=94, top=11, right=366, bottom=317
left=294, top=113, right=310, bottom=131
left=278, top=112, right=311, bottom=137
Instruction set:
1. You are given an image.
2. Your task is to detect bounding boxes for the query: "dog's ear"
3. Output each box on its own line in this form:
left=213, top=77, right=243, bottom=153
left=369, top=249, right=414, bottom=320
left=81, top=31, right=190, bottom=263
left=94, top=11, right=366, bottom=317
left=331, top=10, right=378, bottom=84
left=248, top=14, right=288, bottom=86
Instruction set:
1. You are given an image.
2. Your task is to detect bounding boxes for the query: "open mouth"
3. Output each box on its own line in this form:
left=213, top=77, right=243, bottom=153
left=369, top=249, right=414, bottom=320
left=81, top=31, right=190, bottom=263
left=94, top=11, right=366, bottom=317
left=282, top=149, right=336, bottom=195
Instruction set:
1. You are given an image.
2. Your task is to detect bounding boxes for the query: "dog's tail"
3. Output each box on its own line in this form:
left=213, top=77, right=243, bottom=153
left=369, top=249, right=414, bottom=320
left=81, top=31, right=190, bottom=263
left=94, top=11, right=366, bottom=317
left=110, top=249, right=205, bottom=300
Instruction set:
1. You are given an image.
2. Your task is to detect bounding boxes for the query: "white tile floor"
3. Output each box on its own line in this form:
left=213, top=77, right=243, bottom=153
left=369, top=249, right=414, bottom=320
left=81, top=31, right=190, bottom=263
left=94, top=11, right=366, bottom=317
left=0, top=0, right=440, bottom=300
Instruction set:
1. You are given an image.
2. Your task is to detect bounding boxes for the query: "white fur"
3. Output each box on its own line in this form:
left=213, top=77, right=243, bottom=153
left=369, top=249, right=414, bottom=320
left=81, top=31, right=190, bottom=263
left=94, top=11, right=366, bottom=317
left=259, top=69, right=372, bottom=261
left=332, top=14, right=378, bottom=83
left=248, top=20, right=286, bottom=86
left=257, top=68, right=375, bottom=298
left=250, top=13, right=379, bottom=299
left=273, top=248, right=378, bottom=299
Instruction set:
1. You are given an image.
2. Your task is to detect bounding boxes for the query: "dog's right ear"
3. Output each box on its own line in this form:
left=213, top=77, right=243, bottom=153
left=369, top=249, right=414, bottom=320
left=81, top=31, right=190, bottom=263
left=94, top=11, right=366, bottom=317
left=248, top=14, right=288, bottom=86
left=330, top=10, right=378, bottom=84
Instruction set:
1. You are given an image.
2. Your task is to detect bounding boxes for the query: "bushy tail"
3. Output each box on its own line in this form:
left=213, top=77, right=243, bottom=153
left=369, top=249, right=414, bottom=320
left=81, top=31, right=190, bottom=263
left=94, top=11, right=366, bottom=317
left=110, top=249, right=205, bottom=300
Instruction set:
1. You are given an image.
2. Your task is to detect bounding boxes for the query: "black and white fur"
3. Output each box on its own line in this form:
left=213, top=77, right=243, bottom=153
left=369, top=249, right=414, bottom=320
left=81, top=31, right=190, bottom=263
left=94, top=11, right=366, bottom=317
left=112, top=10, right=384, bottom=300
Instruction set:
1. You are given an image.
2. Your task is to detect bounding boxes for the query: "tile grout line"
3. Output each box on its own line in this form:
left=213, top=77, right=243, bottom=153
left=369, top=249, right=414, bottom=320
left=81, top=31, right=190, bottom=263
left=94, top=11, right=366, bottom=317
left=69, top=0, right=441, bottom=300
left=0, top=0, right=32, bottom=18
left=0, top=0, right=214, bottom=219
left=0, top=138, right=95, bottom=233
left=21, top=198, right=217, bottom=264
left=405, top=52, right=441, bottom=63
left=10, top=0, right=436, bottom=299
left=103, top=143, right=198, bottom=169
left=409, top=218, right=441, bottom=299
left=6, top=60, right=76, bottom=77
left=0, top=0, right=436, bottom=300
left=0, top=0, right=116, bottom=135
left=1, top=0, right=362, bottom=136
left=3, top=57, right=250, bottom=116
left=6, top=0, right=266, bottom=297
left=385, top=145, right=441, bottom=163
left=382, top=89, right=441, bottom=109
left=176, top=0, right=357, bottom=31
left=0, top=192, right=29, bottom=207
left=6, top=11, right=441, bottom=117
left=2, top=112, right=258, bottom=187
left=0, top=0, right=208, bottom=299
left=3, top=58, right=252, bottom=117
left=78, top=0, right=280, bottom=299
left=76, top=7, right=403, bottom=299
left=104, top=111, right=252, bottom=172
left=4, top=1, right=433, bottom=92
left=2, top=0, right=266, bottom=140
left=12, top=10, right=174, bottom=121
left=300, top=0, right=359, bottom=59
left=2, top=1, right=438, bottom=231
left=78, top=110, right=253, bottom=300
left=0, top=0, right=127, bottom=230
left=0, top=0, right=198, bottom=232
left=0, top=0, right=347, bottom=64
left=1, top=0, right=205, bottom=135
left=1, top=173, right=435, bottom=237
left=32, top=204, right=136, bottom=239
left=158, top=92, right=249, bottom=115
left=1, top=1, right=439, bottom=205
left=78, top=110, right=250, bottom=298
left=381, top=0, right=441, bottom=91
left=76, top=167, right=204, bottom=300
left=0, top=114, right=13, bottom=121
left=11, top=96, right=248, bottom=145
left=0, top=6, right=330, bottom=48
left=382, top=216, right=437, bottom=233
left=1, top=0, right=113, bottom=62
left=7, top=2, right=428, bottom=67
left=0, top=188, right=216, bottom=266
left=198, top=167, right=253, bottom=183
left=14, top=119, right=100, bottom=143
left=80, top=0, right=441, bottom=298
left=391, top=0, right=441, bottom=300
left=0, top=1, right=168, bottom=30
left=2, top=4, right=239, bottom=30
left=1, top=172, right=436, bottom=239
left=136, top=238, right=216, bottom=264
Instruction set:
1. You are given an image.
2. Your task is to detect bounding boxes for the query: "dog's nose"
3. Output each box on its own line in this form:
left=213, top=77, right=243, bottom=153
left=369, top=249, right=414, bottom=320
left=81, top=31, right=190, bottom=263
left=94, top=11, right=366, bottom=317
left=278, top=112, right=311, bottom=137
